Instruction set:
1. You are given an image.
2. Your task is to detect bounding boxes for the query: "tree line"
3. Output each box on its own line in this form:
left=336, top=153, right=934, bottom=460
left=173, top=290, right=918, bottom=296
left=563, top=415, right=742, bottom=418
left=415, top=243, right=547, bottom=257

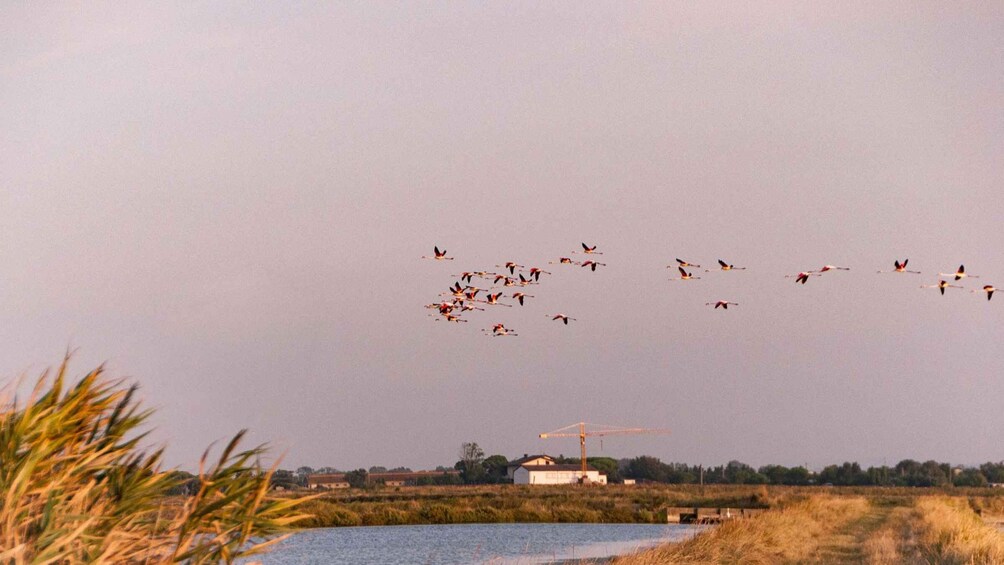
left=620, top=457, right=1004, bottom=487
left=265, top=441, right=1004, bottom=488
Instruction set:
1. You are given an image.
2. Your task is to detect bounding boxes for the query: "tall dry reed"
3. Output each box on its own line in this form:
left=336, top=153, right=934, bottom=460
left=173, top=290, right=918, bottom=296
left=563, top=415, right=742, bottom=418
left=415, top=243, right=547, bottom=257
left=912, top=496, right=1004, bottom=565
left=0, top=359, right=313, bottom=564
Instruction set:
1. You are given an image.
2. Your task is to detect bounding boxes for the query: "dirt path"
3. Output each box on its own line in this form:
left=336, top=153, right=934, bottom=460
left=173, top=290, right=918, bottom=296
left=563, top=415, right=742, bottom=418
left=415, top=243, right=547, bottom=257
left=804, top=501, right=899, bottom=564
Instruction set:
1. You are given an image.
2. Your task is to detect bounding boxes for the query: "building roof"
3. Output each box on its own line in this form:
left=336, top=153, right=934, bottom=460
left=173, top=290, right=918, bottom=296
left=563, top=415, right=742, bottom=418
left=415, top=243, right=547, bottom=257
left=507, top=454, right=554, bottom=466
left=519, top=464, right=601, bottom=473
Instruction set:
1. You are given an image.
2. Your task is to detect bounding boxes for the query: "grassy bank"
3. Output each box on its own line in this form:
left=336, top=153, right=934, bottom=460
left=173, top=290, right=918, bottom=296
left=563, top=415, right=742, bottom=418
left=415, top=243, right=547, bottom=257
left=287, top=483, right=1004, bottom=530
left=613, top=494, right=1004, bottom=564
left=293, top=484, right=773, bottom=528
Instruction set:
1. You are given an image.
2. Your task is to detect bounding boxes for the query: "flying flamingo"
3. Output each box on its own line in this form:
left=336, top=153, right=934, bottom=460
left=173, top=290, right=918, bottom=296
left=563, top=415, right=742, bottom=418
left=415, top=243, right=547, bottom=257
left=921, top=280, right=963, bottom=295
left=493, top=275, right=518, bottom=287
left=549, top=257, right=579, bottom=265
left=483, top=323, right=518, bottom=337
left=973, top=285, right=996, bottom=301
left=550, top=314, right=577, bottom=325
left=581, top=260, right=606, bottom=272
left=426, top=302, right=454, bottom=315
left=706, top=301, right=739, bottom=309
left=670, top=258, right=701, bottom=269
left=454, top=272, right=476, bottom=283
left=939, top=265, right=979, bottom=281
left=435, top=314, right=467, bottom=323
left=422, top=246, right=454, bottom=260
left=786, top=271, right=821, bottom=284
left=669, top=267, right=700, bottom=280
left=707, top=259, right=746, bottom=272
left=575, top=243, right=602, bottom=255
left=813, top=265, right=850, bottom=273
left=497, top=262, right=525, bottom=275
left=878, top=259, right=920, bottom=274
left=526, top=267, right=551, bottom=281
left=516, top=274, right=538, bottom=286
left=512, top=292, right=535, bottom=306
left=483, top=293, right=512, bottom=307
left=442, top=282, right=466, bottom=298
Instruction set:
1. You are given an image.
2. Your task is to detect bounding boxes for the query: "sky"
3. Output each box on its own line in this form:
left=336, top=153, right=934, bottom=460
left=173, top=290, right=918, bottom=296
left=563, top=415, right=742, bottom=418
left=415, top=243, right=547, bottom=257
left=1, top=2, right=1002, bottom=472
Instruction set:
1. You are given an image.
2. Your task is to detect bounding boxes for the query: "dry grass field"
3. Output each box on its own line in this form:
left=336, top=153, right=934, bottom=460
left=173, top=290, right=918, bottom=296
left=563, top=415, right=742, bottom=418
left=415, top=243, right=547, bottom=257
left=613, top=494, right=1004, bottom=565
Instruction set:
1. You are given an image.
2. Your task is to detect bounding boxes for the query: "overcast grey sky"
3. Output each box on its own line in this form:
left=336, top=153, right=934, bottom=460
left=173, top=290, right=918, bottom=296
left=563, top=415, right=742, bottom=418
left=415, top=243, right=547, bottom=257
left=2, top=2, right=1002, bottom=472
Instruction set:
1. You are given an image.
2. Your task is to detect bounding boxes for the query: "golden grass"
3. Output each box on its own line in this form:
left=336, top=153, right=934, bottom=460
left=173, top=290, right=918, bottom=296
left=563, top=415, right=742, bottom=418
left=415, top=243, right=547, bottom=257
left=912, top=496, right=1004, bottom=564
left=613, top=496, right=870, bottom=564
left=613, top=495, right=1004, bottom=565
left=0, top=359, right=314, bottom=564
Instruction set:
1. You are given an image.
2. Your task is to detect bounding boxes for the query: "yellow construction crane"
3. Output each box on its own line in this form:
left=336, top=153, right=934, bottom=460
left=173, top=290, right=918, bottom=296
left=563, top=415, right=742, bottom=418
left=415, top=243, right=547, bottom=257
left=538, top=422, right=671, bottom=482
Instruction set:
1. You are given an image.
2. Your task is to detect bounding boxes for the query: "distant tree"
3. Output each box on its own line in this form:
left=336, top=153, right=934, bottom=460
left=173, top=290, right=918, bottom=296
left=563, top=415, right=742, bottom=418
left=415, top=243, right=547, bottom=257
left=368, top=466, right=388, bottom=474
left=388, top=466, right=413, bottom=473
left=625, top=456, right=668, bottom=483
left=296, top=466, right=315, bottom=477
left=587, top=457, right=621, bottom=483
left=455, top=442, right=486, bottom=484
left=785, top=466, right=813, bottom=486
left=894, top=459, right=921, bottom=485
left=345, top=469, right=368, bottom=488
left=955, top=468, right=988, bottom=488
left=164, top=470, right=199, bottom=495
left=482, top=455, right=510, bottom=483
left=865, top=466, right=893, bottom=486
left=980, top=462, right=1004, bottom=483
left=759, top=465, right=790, bottom=485
left=918, top=460, right=949, bottom=487
left=724, top=461, right=767, bottom=484
left=818, top=462, right=867, bottom=486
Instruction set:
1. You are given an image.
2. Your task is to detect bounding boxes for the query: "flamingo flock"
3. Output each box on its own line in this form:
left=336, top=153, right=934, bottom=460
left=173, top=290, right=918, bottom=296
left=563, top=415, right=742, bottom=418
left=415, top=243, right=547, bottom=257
left=425, top=246, right=996, bottom=336
left=424, top=242, right=607, bottom=336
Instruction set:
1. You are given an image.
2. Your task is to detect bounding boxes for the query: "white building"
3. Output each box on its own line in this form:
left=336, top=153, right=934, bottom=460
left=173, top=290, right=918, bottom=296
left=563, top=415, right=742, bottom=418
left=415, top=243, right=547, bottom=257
left=506, top=454, right=556, bottom=480
left=513, top=464, right=607, bottom=485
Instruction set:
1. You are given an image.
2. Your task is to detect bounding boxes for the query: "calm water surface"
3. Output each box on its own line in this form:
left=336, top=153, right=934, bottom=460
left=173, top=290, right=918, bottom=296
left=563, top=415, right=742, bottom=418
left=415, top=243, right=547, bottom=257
left=244, top=523, right=702, bottom=564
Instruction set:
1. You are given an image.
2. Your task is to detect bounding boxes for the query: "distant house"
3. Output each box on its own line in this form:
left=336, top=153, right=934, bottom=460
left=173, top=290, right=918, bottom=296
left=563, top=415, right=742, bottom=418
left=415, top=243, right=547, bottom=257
left=513, top=464, right=607, bottom=485
left=307, top=470, right=460, bottom=489
left=506, top=454, right=556, bottom=480
left=307, top=474, right=350, bottom=489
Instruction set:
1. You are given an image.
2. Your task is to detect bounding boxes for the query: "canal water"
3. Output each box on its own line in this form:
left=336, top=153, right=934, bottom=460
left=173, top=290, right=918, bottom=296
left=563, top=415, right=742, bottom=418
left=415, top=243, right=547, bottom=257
left=242, top=522, right=703, bottom=564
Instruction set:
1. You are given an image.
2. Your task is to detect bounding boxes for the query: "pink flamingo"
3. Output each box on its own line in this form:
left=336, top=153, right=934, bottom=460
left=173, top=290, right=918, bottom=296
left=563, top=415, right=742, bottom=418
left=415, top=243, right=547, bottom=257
left=921, top=280, right=963, bottom=295
left=939, top=265, right=979, bottom=281
left=707, top=259, right=746, bottom=272
left=786, top=271, right=821, bottom=284
left=669, top=267, right=700, bottom=281
left=973, top=285, right=996, bottom=301
left=422, top=246, right=454, bottom=260
left=878, top=259, right=920, bottom=274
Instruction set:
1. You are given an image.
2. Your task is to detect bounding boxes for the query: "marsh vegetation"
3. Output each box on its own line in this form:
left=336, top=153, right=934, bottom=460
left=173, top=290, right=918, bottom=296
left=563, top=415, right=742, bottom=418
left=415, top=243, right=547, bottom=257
left=0, top=360, right=311, bottom=564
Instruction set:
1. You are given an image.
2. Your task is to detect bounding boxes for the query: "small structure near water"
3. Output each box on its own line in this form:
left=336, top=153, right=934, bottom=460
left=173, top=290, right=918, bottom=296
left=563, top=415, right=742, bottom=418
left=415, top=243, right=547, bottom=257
left=663, top=507, right=765, bottom=524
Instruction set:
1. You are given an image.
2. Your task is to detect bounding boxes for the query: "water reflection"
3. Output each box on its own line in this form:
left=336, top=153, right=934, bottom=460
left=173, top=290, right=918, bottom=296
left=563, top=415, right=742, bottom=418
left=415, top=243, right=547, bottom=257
left=242, top=523, right=704, bottom=565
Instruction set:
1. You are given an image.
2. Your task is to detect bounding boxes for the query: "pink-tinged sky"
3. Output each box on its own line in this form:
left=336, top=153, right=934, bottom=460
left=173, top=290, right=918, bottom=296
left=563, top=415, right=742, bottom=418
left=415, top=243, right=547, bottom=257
left=1, top=3, right=1002, bottom=471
